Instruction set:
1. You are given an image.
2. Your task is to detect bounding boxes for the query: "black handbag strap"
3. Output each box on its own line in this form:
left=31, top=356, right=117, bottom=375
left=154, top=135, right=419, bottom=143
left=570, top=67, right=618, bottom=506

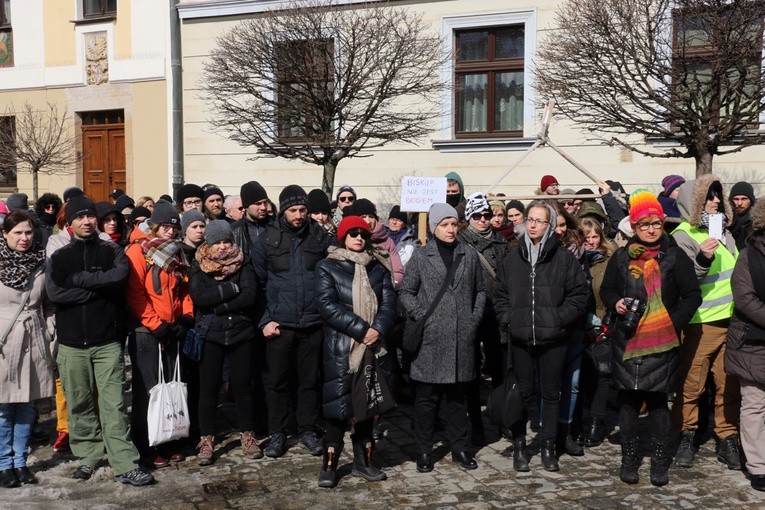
left=420, top=252, right=464, bottom=324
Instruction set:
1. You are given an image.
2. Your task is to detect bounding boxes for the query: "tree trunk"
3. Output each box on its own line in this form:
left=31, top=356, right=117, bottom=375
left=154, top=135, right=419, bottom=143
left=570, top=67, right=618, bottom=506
left=322, top=160, right=338, bottom=197
left=694, top=151, right=713, bottom=177
left=32, top=166, right=39, bottom=202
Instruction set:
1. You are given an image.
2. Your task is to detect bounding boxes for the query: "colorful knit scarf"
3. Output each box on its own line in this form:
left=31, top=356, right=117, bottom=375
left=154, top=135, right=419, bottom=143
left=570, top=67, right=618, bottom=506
left=195, top=243, right=244, bottom=281
left=623, top=242, right=679, bottom=361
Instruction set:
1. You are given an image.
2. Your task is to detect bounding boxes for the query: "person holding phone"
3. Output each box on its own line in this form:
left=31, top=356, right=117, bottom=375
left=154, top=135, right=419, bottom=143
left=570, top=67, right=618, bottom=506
left=671, top=176, right=740, bottom=471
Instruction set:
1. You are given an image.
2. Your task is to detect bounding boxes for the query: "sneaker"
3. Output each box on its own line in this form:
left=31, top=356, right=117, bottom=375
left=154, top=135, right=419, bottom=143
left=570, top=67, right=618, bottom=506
left=241, top=431, right=264, bottom=459
left=716, top=434, right=742, bottom=470
left=264, top=432, right=287, bottom=458
left=115, top=467, right=155, bottom=486
left=197, top=435, right=215, bottom=466
left=72, top=465, right=94, bottom=480
left=53, top=431, right=70, bottom=452
left=299, top=431, right=323, bottom=456
left=675, top=430, right=696, bottom=468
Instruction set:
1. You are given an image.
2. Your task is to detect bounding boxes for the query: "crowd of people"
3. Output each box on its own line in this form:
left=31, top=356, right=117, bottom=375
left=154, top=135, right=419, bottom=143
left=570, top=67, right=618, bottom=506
left=0, top=171, right=762, bottom=493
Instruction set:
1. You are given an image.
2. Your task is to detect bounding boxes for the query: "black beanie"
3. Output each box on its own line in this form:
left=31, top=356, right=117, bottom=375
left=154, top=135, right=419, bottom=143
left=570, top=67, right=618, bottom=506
left=307, top=189, right=331, bottom=214
left=278, top=185, right=308, bottom=213
left=240, top=181, right=268, bottom=208
left=729, top=181, right=755, bottom=202
left=176, top=183, right=204, bottom=204
left=96, top=201, right=117, bottom=220
left=129, top=206, right=152, bottom=224
left=388, top=205, right=408, bottom=224
left=203, top=186, right=224, bottom=202
left=506, top=200, right=525, bottom=214
left=345, top=198, right=376, bottom=218
left=63, top=187, right=84, bottom=203
left=66, top=196, right=97, bottom=224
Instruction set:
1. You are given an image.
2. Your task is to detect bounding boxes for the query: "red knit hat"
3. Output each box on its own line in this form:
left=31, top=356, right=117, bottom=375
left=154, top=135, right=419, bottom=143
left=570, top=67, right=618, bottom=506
left=540, top=175, right=558, bottom=190
left=336, top=215, right=371, bottom=242
left=629, top=189, right=665, bottom=223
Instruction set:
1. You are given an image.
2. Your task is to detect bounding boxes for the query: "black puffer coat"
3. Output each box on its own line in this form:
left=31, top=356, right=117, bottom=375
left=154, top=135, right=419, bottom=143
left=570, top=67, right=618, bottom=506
left=494, top=234, right=589, bottom=347
left=600, top=235, right=701, bottom=393
left=188, top=254, right=258, bottom=346
left=315, top=255, right=397, bottom=422
left=725, top=237, right=765, bottom=386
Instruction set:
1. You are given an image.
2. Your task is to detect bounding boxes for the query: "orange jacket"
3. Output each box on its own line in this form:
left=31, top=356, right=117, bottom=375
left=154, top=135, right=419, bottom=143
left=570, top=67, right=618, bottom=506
left=125, top=241, right=193, bottom=332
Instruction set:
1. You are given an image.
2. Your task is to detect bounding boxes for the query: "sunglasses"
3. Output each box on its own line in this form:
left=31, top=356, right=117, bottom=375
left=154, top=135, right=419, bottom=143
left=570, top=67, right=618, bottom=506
left=470, top=212, right=492, bottom=221
left=347, top=228, right=371, bottom=240
left=561, top=201, right=574, bottom=207
left=338, top=196, right=355, bottom=203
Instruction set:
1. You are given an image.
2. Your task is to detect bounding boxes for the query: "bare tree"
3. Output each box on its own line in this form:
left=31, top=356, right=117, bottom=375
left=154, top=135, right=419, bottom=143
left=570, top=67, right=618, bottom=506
left=0, top=102, right=78, bottom=201
left=536, top=0, right=765, bottom=176
left=202, top=0, right=448, bottom=195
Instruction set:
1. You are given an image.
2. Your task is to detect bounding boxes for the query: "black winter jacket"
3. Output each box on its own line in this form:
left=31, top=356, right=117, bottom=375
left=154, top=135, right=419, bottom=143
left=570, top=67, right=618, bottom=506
left=188, top=255, right=258, bottom=346
left=45, top=235, right=129, bottom=347
left=252, top=217, right=330, bottom=329
left=600, top=235, right=701, bottom=393
left=494, top=235, right=589, bottom=347
left=315, top=256, right=397, bottom=422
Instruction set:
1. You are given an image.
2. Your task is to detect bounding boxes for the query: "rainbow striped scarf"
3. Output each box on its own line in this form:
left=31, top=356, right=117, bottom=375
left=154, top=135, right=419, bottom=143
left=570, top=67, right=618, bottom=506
left=623, top=243, right=679, bottom=361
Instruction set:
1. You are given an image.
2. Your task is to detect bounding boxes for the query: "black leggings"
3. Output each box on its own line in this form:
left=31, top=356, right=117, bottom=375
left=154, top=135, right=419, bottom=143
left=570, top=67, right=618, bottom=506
left=511, top=342, right=567, bottom=442
left=617, top=390, right=670, bottom=444
left=324, top=418, right=373, bottom=449
left=198, top=340, right=254, bottom=436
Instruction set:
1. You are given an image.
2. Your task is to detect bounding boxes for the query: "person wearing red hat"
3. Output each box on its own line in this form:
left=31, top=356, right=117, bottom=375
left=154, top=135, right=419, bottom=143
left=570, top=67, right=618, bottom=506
left=601, top=190, right=701, bottom=487
left=540, top=175, right=560, bottom=196
left=314, top=216, right=397, bottom=488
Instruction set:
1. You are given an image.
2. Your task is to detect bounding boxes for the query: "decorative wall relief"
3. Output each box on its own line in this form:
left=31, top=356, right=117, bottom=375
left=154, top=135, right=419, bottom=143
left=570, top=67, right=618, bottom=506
left=0, top=30, right=12, bottom=67
left=85, top=32, right=108, bottom=85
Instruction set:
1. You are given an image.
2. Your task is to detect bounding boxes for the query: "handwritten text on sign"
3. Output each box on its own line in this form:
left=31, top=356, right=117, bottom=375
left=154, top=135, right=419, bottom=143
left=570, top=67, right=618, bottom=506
left=400, top=176, right=447, bottom=212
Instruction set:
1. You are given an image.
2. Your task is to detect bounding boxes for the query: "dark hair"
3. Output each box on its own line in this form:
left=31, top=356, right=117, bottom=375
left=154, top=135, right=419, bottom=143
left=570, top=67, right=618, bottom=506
left=3, top=210, right=34, bottom=234
left=550, top=201, right=585, bottom=250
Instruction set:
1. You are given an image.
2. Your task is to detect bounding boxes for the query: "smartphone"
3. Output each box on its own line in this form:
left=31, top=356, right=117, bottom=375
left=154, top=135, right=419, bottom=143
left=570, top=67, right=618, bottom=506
left=708, top=213, right=724, bottom=240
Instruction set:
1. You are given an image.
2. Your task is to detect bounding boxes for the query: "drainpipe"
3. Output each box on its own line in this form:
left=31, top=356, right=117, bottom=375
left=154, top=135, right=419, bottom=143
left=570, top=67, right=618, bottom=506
left=170, top=0, right=184, bottom=198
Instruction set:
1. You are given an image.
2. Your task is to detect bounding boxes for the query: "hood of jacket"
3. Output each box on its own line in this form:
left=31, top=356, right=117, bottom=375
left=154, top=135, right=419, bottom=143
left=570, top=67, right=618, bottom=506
left=444, top=171, right=464, bottom=202
left=521, top=202, right=558, bottom=264
left=676, top=174, right=733, bottom=227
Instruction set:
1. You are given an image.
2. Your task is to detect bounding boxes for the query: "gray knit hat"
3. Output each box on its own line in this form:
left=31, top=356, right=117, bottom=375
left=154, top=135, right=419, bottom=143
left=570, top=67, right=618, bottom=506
left=149, top=200, right=181, bottom=227
left=428, top=203, right=458, bottom=233
left=181, top=210, right=205, bottom=232
left=6, top=192, right=28, bottom=211
left=205, top=219, right=233, bottom=246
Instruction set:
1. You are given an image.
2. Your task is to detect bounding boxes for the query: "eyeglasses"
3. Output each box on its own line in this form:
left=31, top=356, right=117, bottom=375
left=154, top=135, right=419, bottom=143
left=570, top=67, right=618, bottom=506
left=347, top=228, right=371, bottom=240
left=470, top=212, right=492, bottom=221
left=237, top=206, right=245, bottom=211
left=338, top=195, right=355, bottom=203
left=160, top=223, right=180, bottom=231
left=636, top=220, right=663, bottom=231
left=183, top=199, right=202, bottom=206
left=525, top=217, right=550, bottom=226
left=547, top=183, right=560, bottom=188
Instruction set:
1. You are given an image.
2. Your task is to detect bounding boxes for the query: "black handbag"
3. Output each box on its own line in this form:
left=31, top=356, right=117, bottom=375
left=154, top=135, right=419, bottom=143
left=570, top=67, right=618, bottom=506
left=486, top=346, right=524, bottom=430
left=402, top=253, right=463, bottom=354
left=183, top=314, right=213, bottom=362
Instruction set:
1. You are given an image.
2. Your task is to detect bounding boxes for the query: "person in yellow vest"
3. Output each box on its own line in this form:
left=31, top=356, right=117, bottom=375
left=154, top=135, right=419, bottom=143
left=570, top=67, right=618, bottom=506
left=671, top=175, right=741, bottom=470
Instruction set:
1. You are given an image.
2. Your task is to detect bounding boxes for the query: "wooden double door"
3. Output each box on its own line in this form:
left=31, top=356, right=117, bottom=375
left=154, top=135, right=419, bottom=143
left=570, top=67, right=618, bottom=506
left=81, top=110, right=125, bottom=202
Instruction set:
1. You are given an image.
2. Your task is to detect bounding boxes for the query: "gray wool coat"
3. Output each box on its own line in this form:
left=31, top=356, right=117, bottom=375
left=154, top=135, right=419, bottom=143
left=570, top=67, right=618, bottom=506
left=0, top=266, right=56, bottom=403
left=399, top=241, right=485, bottom=384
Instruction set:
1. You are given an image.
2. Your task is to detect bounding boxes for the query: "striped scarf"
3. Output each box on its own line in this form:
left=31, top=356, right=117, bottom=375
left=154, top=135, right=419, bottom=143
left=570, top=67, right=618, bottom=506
left=139, top=237, right=189, bottom=280
left=623, top=242, right=679, bottom=361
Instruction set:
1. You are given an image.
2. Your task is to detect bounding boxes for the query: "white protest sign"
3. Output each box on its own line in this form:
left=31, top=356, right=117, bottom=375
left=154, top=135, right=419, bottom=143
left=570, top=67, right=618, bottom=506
left=400, top=176, right=447, bottom=212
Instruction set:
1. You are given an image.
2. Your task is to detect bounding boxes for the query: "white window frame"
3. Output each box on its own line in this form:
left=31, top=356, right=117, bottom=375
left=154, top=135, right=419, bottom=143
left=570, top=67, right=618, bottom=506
left=433, top=10, right=537, bottom=153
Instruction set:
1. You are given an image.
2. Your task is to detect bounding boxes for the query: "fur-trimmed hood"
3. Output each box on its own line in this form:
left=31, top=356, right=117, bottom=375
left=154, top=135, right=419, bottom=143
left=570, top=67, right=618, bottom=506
left=676, top=174, right=733, bottom=227
left=750, top=198, right=765, bottom=231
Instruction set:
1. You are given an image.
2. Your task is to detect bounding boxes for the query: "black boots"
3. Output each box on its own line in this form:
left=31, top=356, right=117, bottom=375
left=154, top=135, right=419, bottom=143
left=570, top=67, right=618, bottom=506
left=650, top=441, right=670, bottom=487
left=351, top=437, right=386, bottom=482
left=0, top=469, right=19, bottom=488
left=318, top=445, right=341, bottom=488
left=620, top=438, right=640, bottom=484
left=540, top=440, right=559, bottom=471
left=585, top=419, right=605, bottom=447
left=512, top=437, right=530, bottom=472
left=557, top=424, right=584, bottom=456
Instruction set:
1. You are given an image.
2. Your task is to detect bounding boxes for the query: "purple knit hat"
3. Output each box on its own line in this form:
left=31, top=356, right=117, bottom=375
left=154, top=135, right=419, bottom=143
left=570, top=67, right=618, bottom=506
left=662, top=175, right=685, bottom=196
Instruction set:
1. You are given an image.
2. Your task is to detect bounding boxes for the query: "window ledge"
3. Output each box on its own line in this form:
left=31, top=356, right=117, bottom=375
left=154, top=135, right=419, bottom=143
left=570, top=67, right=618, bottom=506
left=70, top=15, right=117, bottom=26
left=431, top=137, right=537, bottom=153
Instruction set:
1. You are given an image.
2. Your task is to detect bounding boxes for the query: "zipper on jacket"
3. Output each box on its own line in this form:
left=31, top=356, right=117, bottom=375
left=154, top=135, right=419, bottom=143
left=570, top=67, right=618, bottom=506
left=634, top=358, right=642, bottom=390
left=530, top=268, right=537, bottom=346
left=82, top=242, right=88, bottom=346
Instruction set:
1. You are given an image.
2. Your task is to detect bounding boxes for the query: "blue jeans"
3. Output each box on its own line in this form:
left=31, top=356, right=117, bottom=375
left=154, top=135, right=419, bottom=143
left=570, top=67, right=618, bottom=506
left=0, top=402, right=36, bottom=469
left=559, top=332, right=584, bottom=424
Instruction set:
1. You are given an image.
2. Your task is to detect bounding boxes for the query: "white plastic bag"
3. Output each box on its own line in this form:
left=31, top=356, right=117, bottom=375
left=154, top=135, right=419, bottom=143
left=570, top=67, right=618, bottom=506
left=147, top=345, right=190, bottom=446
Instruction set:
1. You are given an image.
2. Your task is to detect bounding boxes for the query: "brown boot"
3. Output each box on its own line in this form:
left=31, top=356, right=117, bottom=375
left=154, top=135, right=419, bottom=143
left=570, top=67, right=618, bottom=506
left=197, top=435, right=215, bottom=466
left=241, top=431, right=264, bottom=459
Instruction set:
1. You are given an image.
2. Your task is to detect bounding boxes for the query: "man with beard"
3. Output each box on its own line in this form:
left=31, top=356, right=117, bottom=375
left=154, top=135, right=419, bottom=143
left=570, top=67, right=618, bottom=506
left=252, top=185, right=330, bottom=458
left=203, top=186, right=226, bottom=222
left=729, top=181, right=756, bottom=250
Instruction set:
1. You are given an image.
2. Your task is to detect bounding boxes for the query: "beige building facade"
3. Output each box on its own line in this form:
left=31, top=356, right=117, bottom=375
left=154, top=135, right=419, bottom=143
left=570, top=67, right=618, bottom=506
left=178, top=0, right=764, bottom=206
left=0, top=0, right=171, bottom=203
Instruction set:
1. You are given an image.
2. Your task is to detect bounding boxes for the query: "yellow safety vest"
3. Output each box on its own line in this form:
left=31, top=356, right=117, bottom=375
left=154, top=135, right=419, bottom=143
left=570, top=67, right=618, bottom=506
left=673, top=222, right=738, bottom=323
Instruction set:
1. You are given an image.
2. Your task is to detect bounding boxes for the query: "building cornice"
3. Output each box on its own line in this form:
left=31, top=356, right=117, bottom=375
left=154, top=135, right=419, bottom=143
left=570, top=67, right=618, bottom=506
left=177, top=0, right=390, bottom=20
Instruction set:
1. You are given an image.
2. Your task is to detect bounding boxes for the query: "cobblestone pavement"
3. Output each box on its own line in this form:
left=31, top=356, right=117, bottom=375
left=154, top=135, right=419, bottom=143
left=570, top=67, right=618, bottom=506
left=9, top=398, right=765, bottom=510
